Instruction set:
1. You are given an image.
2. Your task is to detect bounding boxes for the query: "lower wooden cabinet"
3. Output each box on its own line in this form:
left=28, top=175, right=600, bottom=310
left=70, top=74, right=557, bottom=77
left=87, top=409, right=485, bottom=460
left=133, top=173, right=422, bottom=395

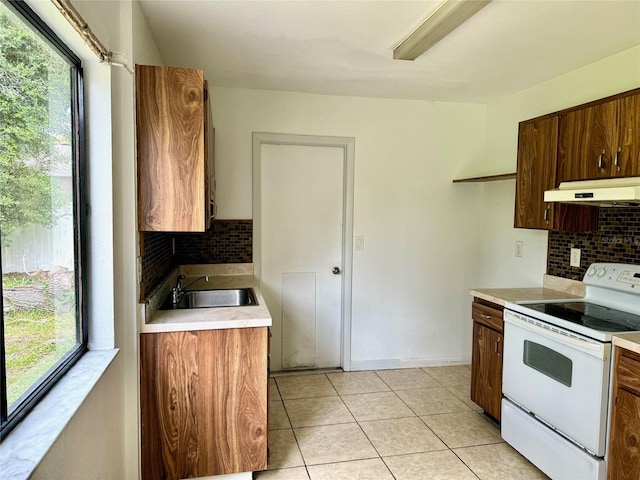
left=607, top=346, right=640, bottom=480
left=140, top=327, right=268, bottom=479
left=470, top=299, right=504, bottom=422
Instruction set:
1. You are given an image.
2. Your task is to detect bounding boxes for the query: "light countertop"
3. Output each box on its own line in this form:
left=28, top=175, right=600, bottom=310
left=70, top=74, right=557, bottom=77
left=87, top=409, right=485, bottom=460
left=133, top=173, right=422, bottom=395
left=139, top=264, right=272, bottom=334
left=471, top=276, right=640, bottom=355
left=612, top=333, right=640, bottom=355
left=469, top=274, right=585, bottom=307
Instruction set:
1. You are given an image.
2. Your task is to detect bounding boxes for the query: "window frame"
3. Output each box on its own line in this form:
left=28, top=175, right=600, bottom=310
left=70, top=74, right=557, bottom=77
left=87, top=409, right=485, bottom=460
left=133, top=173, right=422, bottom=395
left=0, top=0, right=87, bottom=440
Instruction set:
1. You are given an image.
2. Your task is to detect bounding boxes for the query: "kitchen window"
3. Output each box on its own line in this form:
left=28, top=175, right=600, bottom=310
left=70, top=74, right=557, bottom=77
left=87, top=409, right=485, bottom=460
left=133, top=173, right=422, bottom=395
left=0, top=0, right=86, bottom=439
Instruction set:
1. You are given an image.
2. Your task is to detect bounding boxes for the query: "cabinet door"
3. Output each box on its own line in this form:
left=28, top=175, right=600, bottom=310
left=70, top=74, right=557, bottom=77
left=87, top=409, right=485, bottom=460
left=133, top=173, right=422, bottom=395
left=608, top=388, right=640, bottom=480
left=608, top=348, right=640, bottom=480
left=140, top=328, right=268, bottom=479
left=470, top=322, right=503, bottom=421
left=137, top=65, right=206, bottom=232
left=614, top=94, right=640, bottom=177
left=559, top=101, right=617, bottom=181
left=514, top=116, right=559, bottom=229
left=515, top=116, right=599, bottom=232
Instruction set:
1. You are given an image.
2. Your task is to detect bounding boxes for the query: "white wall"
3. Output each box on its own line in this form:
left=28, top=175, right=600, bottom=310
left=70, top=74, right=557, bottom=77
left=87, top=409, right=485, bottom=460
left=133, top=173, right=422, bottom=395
left=18, top=4, right=640, bottom=477
left=19, top=0, right=120, bottom=477
left=212, top=46, right=640, bottom=368
left=26, top=1, right=162, bottom=478
left=477, top=45, right=640, bottom=288
left=30, top=358, right=125, bottom=479
left=212, top=89, right=486, bottom=368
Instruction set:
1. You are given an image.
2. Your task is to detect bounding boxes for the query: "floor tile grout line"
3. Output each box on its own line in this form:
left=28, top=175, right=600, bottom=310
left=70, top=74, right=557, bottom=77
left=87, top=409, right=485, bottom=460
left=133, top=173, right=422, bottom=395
left=449, top=446, right=483, bottom=480
left=353, top=413, right=452, bottom=461
left=347, top=391, right=386, bottom=460
left=338, top=386, right=466, bottom=478
left=325, top=370, right=392, bottom=396
left=414, top=412, right=454, bottom=449
left=416, top=410, right=506, bottom=451
left=378, top=455, right=400, bottom=480
left=372, top=369, right=394, bottom=392
left=391, top=388, right=425, bottom=418
left=290, top=419, right=358, bottom=429
left=266, top=367, right=504, bottom=479
left=272, top=376, right=307, bottom=471
left=387, top=381, right=467, bottom=419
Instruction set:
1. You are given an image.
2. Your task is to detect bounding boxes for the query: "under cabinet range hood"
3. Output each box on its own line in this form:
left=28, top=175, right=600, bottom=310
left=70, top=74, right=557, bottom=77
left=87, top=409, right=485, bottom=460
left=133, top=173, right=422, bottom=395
left=544, top=177, right=640, bottom=206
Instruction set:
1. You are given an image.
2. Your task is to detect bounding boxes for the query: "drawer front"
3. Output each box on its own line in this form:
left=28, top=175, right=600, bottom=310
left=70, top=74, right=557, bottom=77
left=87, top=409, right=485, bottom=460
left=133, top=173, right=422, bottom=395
left=617, top=349, right=640, bottom=396
left=472, top=301, right=504, bottom=333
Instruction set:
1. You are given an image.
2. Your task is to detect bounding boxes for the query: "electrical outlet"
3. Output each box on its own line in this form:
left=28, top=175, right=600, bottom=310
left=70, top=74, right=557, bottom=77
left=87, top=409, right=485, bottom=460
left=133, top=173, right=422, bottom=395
left=515, top=241, right=523, bottom=258
left=355, top=235, right=365, bottom=251
left=570, top=248, right=581, bottom=267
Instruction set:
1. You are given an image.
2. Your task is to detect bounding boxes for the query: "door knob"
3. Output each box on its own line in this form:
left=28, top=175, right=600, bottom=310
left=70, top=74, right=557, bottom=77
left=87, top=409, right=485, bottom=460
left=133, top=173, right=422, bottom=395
left=332, top=267, right=341, bottom=275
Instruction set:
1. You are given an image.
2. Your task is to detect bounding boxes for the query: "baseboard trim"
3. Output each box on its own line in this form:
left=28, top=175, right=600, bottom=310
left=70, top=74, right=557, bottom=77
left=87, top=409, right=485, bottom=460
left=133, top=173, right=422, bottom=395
left=348, top=355, right=471, bottom=372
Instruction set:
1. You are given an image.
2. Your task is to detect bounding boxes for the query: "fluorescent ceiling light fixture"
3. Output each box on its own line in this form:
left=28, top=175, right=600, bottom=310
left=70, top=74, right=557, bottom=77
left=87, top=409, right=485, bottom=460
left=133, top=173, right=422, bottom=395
left=394, top=0, right=492, bottom=60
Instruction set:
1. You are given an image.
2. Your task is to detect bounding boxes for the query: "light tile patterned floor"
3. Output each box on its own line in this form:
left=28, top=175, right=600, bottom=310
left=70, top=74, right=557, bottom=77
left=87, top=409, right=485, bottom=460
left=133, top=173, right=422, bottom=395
left=258, top=366, right=549, bottom=480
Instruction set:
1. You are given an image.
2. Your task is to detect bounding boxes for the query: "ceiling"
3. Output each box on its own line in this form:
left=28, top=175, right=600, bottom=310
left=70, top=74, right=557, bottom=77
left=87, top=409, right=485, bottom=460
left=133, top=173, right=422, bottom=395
left=137, top=0, right=640, bottom=103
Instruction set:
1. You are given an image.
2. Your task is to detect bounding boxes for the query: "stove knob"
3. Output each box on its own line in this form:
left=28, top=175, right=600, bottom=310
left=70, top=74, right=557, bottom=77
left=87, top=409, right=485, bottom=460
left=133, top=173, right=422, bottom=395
left=596, top=267, right=607, bottom=278
left=587, top=267, right=596, bottom=277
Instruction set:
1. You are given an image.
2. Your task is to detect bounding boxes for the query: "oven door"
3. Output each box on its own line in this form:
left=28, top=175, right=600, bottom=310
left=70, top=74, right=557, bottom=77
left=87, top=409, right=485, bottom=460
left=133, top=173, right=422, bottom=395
left=502, top=309, right=611, bottom=456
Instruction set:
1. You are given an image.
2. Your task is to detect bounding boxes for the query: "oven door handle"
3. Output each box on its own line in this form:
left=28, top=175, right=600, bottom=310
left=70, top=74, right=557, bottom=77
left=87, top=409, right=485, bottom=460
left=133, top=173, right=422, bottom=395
left=504, top=311, right=606, bottom=358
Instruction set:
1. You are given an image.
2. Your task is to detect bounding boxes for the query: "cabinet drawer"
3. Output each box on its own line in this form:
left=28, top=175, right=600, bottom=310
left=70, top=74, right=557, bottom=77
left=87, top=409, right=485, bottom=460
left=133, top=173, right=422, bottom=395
left=472, top=301, right=504, bottom=333
left=617, top=349, right=640, bottom=396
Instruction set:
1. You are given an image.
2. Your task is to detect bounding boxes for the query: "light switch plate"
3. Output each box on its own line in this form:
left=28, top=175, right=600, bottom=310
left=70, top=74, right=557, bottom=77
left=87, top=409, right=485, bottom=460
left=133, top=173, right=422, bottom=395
left=515, top=241, right=523, bottom=258
left=355, top=235, right=364, bottom=251
left=570, top=248, right=581, bottom=267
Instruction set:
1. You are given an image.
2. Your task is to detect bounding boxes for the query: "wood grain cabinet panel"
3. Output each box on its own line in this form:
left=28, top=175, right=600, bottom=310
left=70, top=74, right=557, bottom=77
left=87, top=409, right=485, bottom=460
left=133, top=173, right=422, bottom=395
left=136, top=64, right=214, bottom=232
left=515, top=89, right=640, bottom=232
left=470, top=299, right=503, bottom=422
left=559, top=101, right=617, bottom=181
left=559, top=92, right=640, bottom=181
left=608, top=348, right=640, bottom=480
left=140, top=328, right=268, bottom=479
left=515, top=116, right=599, bottom=231
left=515, top=116, right=559, bottom=229
left=615, top=94, right=640, bottom=177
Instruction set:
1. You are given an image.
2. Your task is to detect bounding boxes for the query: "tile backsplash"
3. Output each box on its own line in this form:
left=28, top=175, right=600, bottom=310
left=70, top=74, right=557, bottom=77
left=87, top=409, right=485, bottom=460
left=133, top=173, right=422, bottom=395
left=140, top=220, right=253, bottom=300
left=175, top=220, right=252, bottom=265
left=141, top=210, right=638, bottom=297
left=548, top=207, right=640, bottom=280
left=140, top=232, right=176, bottom=300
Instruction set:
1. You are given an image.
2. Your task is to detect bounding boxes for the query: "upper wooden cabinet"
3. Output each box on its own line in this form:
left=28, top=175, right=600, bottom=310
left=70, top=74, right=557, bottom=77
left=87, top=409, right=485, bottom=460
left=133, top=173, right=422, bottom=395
left=514, top=88, right=639, bottom=231
left=559, top=92, right=640, bottom=182
left=136, top=64, right=215, bottom=232
left=515, top=116, right=599, bottom=231
left=515, top=116, right=559, bottom=229
left=616, top=94, right=640, bottom=177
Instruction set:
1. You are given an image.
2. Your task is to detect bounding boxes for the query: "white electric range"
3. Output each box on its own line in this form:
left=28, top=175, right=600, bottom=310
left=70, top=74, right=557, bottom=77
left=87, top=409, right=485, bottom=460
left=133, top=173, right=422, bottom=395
left=501, top=263, right=640, bottom=480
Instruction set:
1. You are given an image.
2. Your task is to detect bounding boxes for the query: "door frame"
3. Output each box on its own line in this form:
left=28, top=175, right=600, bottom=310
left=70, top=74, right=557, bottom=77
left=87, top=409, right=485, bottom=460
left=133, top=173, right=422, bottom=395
left=252, top=132, right=355, bottom=371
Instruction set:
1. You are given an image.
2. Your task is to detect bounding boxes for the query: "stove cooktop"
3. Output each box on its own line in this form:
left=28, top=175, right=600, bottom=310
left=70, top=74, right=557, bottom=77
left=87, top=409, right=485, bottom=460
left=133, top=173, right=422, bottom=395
left=505, top=263, right=640, bottom=342
left=524, top=301, right=640, bottom=333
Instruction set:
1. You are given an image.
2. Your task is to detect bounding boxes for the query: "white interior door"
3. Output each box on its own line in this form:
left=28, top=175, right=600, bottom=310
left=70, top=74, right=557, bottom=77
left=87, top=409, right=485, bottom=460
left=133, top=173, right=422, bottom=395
left=259, top=143, right=344, bottom=371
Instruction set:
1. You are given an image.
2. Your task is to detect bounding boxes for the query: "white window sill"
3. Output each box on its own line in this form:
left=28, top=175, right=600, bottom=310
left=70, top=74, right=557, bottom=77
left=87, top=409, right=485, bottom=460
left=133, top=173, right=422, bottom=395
left=0, top=349, right=119, bottom=480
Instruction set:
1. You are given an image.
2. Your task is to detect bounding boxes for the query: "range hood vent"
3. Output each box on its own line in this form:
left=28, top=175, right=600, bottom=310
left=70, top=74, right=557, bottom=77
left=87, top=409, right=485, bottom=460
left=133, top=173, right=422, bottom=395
left=544, top=177, right=640, bottom=206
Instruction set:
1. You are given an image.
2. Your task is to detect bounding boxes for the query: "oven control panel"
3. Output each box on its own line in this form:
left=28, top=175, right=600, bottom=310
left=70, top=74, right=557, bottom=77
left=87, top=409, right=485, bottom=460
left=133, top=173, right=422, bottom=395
left=618, top=270, right=640, bottom=286
left=585, top=263, right=640, bottom=290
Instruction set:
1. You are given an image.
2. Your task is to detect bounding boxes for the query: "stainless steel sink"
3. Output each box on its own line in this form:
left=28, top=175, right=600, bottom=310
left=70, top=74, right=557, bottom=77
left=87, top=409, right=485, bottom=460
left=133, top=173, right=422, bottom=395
left=160, top=288, right=258, bottom=309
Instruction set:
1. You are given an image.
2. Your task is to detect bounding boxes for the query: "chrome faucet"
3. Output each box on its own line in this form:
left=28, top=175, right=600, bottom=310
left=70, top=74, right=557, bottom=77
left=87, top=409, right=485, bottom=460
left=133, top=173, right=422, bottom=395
left=171, top=274, right=209, bottom=305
